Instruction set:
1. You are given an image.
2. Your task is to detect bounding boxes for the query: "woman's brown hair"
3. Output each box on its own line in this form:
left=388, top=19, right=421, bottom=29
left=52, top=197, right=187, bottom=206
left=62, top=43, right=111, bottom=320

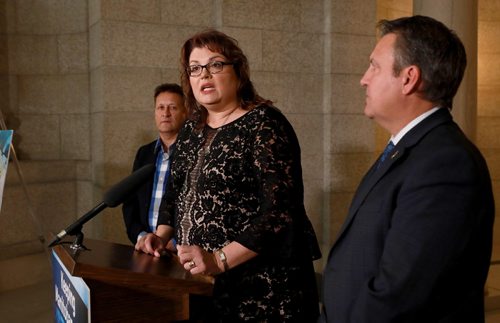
left=180, top=29, right=271, bottom=128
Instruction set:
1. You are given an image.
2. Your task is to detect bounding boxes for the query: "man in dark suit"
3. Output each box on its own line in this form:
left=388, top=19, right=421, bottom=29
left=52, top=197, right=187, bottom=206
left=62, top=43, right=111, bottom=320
left=122, top=83, right=187, bottom=244
left=320, top=16, right=495, bottom=322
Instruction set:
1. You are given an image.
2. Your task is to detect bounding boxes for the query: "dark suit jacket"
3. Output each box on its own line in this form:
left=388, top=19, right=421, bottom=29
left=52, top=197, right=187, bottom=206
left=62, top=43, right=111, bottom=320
left=122, top=140, right=158, bottom=244
left=321, top=108, right=495, bottom=323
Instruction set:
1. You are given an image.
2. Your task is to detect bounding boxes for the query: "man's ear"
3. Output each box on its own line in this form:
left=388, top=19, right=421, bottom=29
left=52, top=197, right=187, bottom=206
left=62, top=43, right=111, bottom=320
left=401, top=65, right=421, bottom=95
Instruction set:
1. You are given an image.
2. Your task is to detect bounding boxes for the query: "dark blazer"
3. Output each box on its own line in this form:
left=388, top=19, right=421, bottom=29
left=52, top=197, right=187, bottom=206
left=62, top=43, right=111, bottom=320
left=122, top=140, right=158, bottom=244
left=321, top=108, right=495, bottom=323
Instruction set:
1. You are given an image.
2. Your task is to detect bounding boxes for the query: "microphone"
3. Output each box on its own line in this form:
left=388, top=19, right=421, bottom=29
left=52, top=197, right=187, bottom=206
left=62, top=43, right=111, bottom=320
left=48, top=164, right=156, bottom=247
left=103, top=163, right=156, bottom=207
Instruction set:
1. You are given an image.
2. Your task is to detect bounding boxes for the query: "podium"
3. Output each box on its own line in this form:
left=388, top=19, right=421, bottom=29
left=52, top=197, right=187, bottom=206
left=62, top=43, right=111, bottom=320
left=51, top=237, right=214, bottom=322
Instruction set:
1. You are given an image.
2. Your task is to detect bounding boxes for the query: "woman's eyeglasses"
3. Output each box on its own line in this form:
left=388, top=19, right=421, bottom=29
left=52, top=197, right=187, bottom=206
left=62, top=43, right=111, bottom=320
left=186, top=61, right=234, bottom=77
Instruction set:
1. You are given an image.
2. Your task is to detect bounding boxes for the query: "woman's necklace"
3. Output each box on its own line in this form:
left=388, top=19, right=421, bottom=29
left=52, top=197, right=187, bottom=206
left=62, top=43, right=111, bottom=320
left=211, top=106, right=239, bottom=128
left=204, top=106, right=239, bottom=154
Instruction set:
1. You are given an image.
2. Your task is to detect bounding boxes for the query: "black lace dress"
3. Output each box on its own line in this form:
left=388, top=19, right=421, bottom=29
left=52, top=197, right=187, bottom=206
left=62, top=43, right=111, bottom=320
left=158, top=105, right=321, bottom=322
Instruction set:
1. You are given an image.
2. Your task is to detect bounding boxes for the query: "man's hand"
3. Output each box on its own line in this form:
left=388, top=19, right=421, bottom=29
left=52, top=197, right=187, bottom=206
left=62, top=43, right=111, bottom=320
left=135, top=233, right=167, bottom=257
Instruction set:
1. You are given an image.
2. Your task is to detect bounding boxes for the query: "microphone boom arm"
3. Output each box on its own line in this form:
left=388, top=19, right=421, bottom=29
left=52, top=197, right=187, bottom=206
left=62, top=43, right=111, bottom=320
left=47, top=163, right=156, bottom=248
left=48, top=202, right=107, bottom=247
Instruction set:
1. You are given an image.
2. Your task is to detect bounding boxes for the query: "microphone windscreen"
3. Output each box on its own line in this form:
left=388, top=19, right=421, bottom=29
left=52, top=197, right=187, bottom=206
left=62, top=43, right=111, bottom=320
left=103, top=163, right=156, bottom=207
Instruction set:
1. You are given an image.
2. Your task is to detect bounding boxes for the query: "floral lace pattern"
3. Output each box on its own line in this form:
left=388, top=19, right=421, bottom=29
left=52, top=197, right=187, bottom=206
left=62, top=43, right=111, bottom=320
left=159, top=105, right=320, bottom=321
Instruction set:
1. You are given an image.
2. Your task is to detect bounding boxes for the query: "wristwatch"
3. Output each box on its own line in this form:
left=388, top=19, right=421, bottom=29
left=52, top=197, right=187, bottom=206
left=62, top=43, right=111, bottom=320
left=215, top=249, right=229, bottom=272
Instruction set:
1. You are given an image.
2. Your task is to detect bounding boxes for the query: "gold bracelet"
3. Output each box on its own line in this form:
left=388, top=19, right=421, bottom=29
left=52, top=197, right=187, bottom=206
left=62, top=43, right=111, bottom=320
left=215, top=249, right=229, bottom=272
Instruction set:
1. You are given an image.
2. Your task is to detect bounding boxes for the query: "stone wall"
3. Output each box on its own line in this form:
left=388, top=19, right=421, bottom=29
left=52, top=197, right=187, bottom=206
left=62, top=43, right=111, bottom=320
left=0, top=0, right=91, bottom=262
left=1, top=0, right=498, bottom=292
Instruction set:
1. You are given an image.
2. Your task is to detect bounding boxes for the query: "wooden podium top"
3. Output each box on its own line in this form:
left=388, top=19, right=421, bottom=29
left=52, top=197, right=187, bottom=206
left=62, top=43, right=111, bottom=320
left=52, top=237, right=214, bottom=297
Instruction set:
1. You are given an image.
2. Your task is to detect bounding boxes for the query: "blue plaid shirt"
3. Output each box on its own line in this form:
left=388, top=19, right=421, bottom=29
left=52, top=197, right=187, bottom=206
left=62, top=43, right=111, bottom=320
left=138, top=139, right=174, bottom=240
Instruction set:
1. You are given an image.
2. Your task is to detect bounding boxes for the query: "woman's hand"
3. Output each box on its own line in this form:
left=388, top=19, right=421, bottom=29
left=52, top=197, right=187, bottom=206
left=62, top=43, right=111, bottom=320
left=177, top=245, right=223, bottom=276
left=135, top=233, right=167, bottom=257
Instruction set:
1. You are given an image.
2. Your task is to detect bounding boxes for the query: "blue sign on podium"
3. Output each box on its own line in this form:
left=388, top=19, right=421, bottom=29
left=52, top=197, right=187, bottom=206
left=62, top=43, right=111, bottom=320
left=51, top=250, right=91, bottom=323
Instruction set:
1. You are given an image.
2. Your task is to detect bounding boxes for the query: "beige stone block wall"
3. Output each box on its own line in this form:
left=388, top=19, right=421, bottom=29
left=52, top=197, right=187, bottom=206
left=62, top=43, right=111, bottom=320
left=88, top=0, right=332, bottom=248
left=98, top=0, right=162, bottom=23
left=103, top=112, right=157, bottom=182
left=8, top=34, right=59, bottom=74
left=100, top=21, right=195, bottom=68
left=331, top=34, right=375, bottom=74
left=0, top=252, right=51, bottom=291
left=0, top=161, right=79, bottom=260
left=8, top=0, right=87, bottom=34
left=61, top=114, right=90, bottom=160
left=220, top=28, right=263, bottom=69
left=331, top=74, right=367, bottom=114
left=0, top=0, right=91, bottom=276
left=58, top=33, right=89, bottom=73
left=162, top=0, right=215, bottom=26
left=289, top=114, right=325, bottom=160
left=252, top=72, right=324, bottom=114
left=93, top=66, right=164, bottom=113
left=15, top=115, right=60, bottom=159
left=303, top=179, right=326, bottom=242
left=324, top=0, right=378, bottom=256
left=332, top=0, right=378, bottom=34
left=289, top=115, right=325, bottom=236
left=18, top=75, right=89, bottom=114
left=88, top=108, right=157, bottom=243
left=262, top=32, right=324, bottom=73
left=331, top=115, right=374, bottom=153
left=4, top=0, right=498, bottom=288
left=227, top=0, right=323, bottom=34
left=76, top=161, right=93, bottom=215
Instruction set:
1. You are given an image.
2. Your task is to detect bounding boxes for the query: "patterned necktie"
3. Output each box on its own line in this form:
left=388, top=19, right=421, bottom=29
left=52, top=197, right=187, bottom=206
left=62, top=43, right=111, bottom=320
left=377, top=141, right=395, bottom=169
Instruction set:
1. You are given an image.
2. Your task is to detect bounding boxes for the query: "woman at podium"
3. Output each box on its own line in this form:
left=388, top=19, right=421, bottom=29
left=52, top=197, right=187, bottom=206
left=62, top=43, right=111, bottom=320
left=135, top=29, right=321, bottom=322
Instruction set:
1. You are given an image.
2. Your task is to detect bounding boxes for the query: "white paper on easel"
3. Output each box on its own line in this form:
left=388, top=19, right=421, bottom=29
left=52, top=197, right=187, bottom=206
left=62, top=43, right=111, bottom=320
left=0, top=130, right=13, bottom=212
